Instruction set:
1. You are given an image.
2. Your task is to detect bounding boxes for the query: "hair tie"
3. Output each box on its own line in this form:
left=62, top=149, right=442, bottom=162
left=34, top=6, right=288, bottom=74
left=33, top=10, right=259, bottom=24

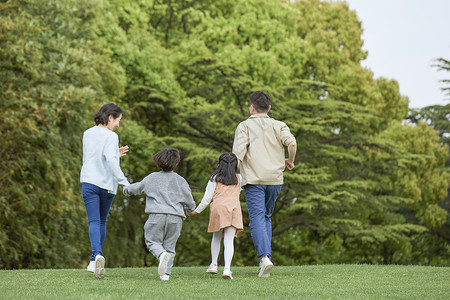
left=220, top=157, right=236, bottom=164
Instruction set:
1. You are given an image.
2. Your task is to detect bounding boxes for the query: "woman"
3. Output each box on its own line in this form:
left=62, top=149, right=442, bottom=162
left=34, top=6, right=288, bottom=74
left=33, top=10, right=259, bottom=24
left=80, top=103, right=130, bottom=279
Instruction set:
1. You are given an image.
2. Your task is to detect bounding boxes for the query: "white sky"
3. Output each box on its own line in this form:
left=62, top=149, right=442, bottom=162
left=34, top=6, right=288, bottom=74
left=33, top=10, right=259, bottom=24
left=343, top=0, right=450, bottom=109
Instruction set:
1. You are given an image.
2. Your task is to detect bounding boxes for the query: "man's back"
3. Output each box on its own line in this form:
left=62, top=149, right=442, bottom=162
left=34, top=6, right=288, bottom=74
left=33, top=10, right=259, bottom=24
left=233, top=113, right=295, bottom=186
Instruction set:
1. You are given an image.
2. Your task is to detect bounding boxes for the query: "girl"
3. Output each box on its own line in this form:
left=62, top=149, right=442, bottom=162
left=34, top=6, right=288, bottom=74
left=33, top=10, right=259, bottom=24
left=80, top=103, right=130, bottom=279
left=187, top=152, right=243, bottom=279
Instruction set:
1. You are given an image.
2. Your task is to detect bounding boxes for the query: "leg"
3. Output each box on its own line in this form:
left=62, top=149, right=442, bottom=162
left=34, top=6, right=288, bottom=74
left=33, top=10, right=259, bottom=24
left=245, top=184, right=271, bottom=261
left=162, top=215, right=183, bottom=275
left=99, top=189, right=115, bottom=251
left=211, top=230, right=222, bottom=266
left=144, top=214, right=167, bottom=260
left=82, top=183, right=102, bottom=261
left=263, top=185, right=282, bottom=260
left=223, top=227, right=236, bottom=270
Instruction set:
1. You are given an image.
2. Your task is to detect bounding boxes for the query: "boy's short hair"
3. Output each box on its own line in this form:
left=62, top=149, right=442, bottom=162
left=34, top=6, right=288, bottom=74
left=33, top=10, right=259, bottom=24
left=249, top=91, right=271, bottom=112
left=153, top=148, right=180, bottom=172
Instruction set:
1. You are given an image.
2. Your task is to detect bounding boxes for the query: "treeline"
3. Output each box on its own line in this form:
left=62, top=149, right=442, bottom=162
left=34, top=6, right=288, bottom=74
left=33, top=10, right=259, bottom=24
left=1, top=0, right=448, bottom=269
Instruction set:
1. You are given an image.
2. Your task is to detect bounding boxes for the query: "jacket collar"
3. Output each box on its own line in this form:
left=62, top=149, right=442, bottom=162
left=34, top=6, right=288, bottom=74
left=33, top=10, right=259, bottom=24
left=248, top=113, right=270, bottom=119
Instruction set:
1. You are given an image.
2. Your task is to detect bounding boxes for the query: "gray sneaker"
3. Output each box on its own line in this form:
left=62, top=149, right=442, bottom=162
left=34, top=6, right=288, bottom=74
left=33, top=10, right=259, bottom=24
left=258, top=257, right=273, bottom=278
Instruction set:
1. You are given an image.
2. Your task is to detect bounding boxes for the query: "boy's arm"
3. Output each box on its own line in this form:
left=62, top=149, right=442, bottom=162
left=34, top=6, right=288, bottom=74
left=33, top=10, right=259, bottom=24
left=123, top=177, right=147, bottom=196
left=180, top=180, right=197, bottom=212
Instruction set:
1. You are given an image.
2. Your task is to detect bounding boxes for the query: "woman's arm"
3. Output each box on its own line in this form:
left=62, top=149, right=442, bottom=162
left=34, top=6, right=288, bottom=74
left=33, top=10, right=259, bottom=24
left=104, top=134, right=130, bottom=186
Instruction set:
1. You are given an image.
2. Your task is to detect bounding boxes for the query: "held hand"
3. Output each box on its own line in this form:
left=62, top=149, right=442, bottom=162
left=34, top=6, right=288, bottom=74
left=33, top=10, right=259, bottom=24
left=119, top=145, right=129, bottom=157
left=186, top=210, right=197, bottom=217
left=285, top=159, right=294, bottom=170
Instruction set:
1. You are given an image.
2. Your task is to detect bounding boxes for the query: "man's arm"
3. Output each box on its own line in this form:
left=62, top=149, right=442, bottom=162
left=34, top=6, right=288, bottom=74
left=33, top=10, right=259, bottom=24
left=285, top=140, right=297, bottom=170
left=232, top=123, right=249, bottom=162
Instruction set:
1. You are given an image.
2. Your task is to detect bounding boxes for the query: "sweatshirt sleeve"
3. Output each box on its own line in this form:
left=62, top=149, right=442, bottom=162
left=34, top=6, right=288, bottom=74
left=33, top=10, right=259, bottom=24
left=180, top=178, right=196, bottom=212
left=104, top=133, right=130, bottom=186
left=195, top=180, right=216, bottom=214
left=123, top=177, right=147, bottom=196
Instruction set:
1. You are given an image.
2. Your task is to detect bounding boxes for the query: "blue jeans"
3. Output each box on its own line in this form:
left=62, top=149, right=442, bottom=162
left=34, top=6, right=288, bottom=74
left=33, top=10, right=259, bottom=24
left=82, top=183, right=115, bottom=261
left=244, top=184, right=282, bottom=261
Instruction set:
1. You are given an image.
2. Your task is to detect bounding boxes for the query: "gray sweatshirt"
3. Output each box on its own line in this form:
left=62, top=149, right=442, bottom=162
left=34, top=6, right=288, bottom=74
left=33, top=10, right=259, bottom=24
left=123, top=171, right=196, bottom=219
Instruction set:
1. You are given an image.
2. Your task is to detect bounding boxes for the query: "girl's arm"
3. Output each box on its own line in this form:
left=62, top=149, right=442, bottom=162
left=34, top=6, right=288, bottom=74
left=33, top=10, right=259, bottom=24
left=194, top=180, right=216, bottom=214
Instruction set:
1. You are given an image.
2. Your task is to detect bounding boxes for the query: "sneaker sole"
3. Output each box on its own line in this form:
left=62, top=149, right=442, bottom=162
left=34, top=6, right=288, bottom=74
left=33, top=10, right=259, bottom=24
left=95, top=256, right=105, bottom=279
left=158, top=253, right=171, bottom=276
left=222, top=274, right=233, bottom=280
left=258, top=263, right=273, bottom=278
left=206, top=270, right=218, bottom=274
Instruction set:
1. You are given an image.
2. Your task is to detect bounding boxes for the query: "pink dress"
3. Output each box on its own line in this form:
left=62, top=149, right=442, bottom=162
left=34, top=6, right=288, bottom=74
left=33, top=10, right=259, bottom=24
left=208, top=176, right=244, bottom=235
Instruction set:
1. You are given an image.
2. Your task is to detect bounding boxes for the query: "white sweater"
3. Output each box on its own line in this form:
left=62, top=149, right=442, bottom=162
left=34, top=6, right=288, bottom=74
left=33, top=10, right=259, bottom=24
left=80, top=126, right=130, bottom=194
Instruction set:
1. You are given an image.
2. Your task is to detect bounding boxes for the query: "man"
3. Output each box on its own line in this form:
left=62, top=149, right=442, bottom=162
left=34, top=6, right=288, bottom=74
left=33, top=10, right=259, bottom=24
left=232, top=91, right=296, bottom=278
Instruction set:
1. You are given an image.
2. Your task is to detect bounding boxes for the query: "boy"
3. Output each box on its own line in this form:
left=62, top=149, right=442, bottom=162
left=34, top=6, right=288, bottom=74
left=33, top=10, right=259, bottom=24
left=123, top=148, right=196, bottom=280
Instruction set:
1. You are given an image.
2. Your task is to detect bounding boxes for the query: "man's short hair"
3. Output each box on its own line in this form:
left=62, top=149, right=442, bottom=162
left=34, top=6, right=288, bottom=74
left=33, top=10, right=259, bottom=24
left=249, top=91, right=271, bottom=112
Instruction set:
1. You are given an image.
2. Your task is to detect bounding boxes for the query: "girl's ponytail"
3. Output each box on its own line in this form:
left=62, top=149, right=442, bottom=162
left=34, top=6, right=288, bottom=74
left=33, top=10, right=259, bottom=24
left=210, top=152, right=238, bottom=185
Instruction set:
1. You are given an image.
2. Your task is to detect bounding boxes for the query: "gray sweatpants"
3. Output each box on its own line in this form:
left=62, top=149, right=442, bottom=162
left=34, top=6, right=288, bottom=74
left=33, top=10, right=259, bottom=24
left=144, top=213, right=183, bottom=275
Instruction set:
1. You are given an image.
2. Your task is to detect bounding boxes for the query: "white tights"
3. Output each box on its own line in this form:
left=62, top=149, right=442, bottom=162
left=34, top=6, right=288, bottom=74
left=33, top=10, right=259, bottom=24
left=211, top=226, right=236, bottom=269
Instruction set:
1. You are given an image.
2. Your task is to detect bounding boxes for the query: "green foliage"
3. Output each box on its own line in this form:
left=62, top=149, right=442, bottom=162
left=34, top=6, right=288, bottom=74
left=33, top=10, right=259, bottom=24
left=0, top=0, right=126, bottom=268
left=405, top=57, right=450, bottom=265
left=433, top=58, right=450, bottom=98
left=1, top=0, right=448, bottom=269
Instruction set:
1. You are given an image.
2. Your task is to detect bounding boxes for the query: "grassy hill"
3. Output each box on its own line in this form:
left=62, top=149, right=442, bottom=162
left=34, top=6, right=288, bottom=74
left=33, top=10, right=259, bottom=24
left=0, top=265, right=448, bottom=299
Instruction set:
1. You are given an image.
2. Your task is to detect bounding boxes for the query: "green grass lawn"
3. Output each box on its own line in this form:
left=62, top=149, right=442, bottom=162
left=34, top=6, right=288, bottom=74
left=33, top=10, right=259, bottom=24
left=0, top=265, right=449, bottom=299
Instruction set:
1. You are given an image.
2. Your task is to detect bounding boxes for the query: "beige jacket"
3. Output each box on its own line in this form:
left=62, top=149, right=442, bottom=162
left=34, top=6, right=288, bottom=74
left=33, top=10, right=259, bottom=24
left=232, top=114, right=296, bottom=186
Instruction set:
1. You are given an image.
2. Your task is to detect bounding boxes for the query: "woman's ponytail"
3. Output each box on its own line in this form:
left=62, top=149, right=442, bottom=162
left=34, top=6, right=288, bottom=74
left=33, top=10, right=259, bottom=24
left=93, top=103, right=123, bottom=125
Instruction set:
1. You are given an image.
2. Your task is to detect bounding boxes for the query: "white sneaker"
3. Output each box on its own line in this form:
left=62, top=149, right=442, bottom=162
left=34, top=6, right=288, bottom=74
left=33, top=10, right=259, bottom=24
left=158, top=252, right=171, bottom=276
left=86, top=260, right=95, bottom=273
left=94, top=254, right=105, bottom=279
left=206, top=264, right=218, bottom=274
left=258, top=257, right=273, bottom=278
left=222, top=268, right=233, bottom=280
left=160, top=274, right=170, bottom=281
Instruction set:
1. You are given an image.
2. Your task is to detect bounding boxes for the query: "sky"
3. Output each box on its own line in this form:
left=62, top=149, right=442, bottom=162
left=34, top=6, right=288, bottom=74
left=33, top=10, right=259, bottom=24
left=343, top=0, right=450, bottom=109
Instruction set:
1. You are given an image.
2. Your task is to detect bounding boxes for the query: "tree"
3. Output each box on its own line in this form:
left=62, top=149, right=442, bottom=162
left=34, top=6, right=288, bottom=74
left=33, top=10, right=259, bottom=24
left=404, top=57, right=450, bottom=265
left=0, top=0, right=126, bottom=268
left=2, top=0, right=448, bottom=269
left=99, top=0, right=449, bottom=267
left=433, top=58, right=450, bottom=99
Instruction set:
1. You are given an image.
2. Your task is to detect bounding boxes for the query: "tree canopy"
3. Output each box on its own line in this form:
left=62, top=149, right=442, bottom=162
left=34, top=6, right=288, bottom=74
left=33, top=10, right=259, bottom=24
left=1, top=0, right=448, bottom=269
